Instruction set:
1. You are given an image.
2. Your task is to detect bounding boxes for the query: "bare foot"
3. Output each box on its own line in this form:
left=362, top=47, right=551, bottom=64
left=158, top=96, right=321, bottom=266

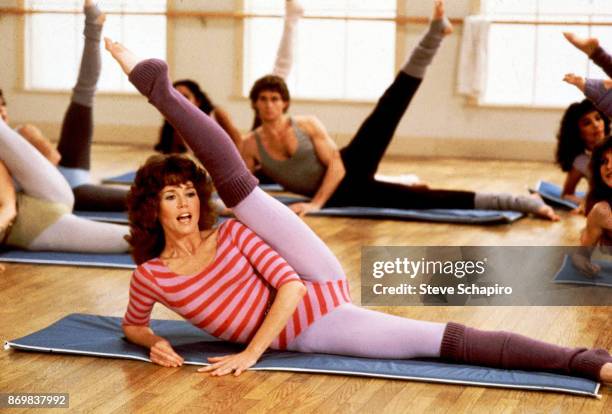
left=537, top=204, right=560, bottom=221
left=84, top=0, right=106, bottom=25
left=563, top=32, right=599, bottom=57
left=563, top=73, right=586, bottom=92
left=96, top=12, right=106, bottom=26
left=433, top=0, right=453, bottom=36
left=286, top=0, right=304, bottom=19
left=530, top=194, right=560, bottom=221
left=601, top=362, right=612, bottom=383
left=604, top=79, right=612, bottom=90
left=104, top=38, right=141, bottom=75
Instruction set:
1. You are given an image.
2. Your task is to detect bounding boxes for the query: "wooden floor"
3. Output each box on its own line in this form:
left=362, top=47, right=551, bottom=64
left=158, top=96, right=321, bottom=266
left=1, top=144, right=610, bottom=413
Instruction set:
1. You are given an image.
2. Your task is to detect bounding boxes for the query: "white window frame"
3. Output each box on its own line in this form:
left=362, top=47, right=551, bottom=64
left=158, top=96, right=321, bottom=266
left=241, top=0, right=400, bottom=103
left=478, top=0, right=612, bottom=109
left=23, top=0, right=168, bottom=94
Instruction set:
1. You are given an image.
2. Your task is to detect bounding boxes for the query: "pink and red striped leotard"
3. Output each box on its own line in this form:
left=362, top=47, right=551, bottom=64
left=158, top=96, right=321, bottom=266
left=123, top=219, right=351, bottom=349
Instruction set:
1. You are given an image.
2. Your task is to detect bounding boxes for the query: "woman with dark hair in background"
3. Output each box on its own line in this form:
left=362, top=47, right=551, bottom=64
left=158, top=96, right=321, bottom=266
left=555, top=99, right=609, bottom=211
left=571, top=137, right=612, bottom=276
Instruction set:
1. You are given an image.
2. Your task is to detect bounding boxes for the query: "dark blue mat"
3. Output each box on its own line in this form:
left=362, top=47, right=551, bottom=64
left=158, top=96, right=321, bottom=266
left=0, top=251, right=135, bottom=269
left=3, top=313, right=600, bottom=397
left=74, top=210, right=128, bottom=224
left=554, top=255, right=612, bottom=287
left=533, top=181, right=583, bottom=210
left=101, top=171, right=135, bottom=185
left=274, top=196, right=523, bottom=224
left=102, top=171, right=284, bottom=192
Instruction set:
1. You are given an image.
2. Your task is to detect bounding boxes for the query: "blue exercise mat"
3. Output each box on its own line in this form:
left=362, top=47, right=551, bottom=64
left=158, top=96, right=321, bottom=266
left=554, top=254, right=612, bottom=287
left=274, top=196, right=523, bottom=224
left=74, top=210, right=128, bottom=224
left=0, top=250, right=135, bottom=269
left=102, top=171, right=285, bottom=192
left=101, top=171, right=135, bottom=185
left=533, top=181, right=583, bottom=210
left=3, top=313, right=600, bottom=397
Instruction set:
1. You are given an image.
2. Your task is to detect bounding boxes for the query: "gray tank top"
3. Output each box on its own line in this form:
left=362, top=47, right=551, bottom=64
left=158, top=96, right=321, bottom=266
left=254, top=119, right=326, bottom=197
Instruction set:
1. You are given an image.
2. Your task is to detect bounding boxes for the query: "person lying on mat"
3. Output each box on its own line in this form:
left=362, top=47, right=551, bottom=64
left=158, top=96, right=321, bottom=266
left=106, top=36, right=612, bottom=382
left=555, top=100, right=608, bottom=213
left=572, top=137, right=612, bottom=276
left=227, top=1, right=558, bottom=220
left=1, top=1, right=128, bottom=212
left=0, top=117, right=128, bottom=253
left=0, top=6, right=128, bottom=254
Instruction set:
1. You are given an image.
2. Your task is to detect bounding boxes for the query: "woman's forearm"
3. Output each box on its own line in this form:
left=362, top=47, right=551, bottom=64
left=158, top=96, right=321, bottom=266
left=245, top=280, right=306, bottom=356
left=123, top=325, right=166, bottom=348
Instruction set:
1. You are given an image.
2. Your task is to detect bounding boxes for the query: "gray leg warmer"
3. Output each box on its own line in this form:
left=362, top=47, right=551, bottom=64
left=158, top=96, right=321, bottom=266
left=72, top=4, right=103, bottom=107
left=474, top=193, right=545, bottom=214
left=401, top=17, right=450, bottom=79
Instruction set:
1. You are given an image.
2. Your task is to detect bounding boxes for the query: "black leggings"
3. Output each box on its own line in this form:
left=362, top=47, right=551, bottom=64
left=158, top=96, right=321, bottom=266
left=327, top=72, right=475, bottom=210
left=57, top=103, right=128, bottom=212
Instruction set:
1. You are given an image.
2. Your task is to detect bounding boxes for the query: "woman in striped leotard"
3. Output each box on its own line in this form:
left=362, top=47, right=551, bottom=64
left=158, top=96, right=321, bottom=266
left=107, top=35, right=612, bottom=383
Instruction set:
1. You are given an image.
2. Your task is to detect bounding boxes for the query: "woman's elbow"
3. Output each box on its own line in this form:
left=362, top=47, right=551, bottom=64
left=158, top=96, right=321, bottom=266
left=287, top=281, right=307, bottom=298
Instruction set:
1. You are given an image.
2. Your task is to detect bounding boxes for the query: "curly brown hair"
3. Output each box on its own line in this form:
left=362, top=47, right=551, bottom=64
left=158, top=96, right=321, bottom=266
left=556, top=99, right=610, bottom=172
left=126, top=154, right=217, bottom=264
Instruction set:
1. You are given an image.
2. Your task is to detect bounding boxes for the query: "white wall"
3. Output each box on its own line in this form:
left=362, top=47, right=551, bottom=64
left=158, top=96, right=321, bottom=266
left=0, top=0, right=567, bottom=160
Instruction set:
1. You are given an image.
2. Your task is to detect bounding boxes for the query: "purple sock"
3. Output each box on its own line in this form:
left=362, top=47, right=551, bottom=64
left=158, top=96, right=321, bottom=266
left=440, top=322, right=612, bottom=381
left=128, top=59, right=257, bottom=207
left=591, top=46, right=612, bottom=78
left=584, top=79, right=612, bottom=119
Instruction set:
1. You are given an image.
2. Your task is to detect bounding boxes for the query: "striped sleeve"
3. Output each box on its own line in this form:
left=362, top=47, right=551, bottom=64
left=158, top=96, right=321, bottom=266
left=224, top=219, right=303, bottom=289
left=122, top=265, right=157, bottom=326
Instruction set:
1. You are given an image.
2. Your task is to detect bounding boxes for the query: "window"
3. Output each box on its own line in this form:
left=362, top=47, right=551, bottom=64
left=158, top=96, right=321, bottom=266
left=25, top=0, right=167, bottom=92
left=243, top=0, right=396, bottom=101
left=481, top=0, right=612, bottom=107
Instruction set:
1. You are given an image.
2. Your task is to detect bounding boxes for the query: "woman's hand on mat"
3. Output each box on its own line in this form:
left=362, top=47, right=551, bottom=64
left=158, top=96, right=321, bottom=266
left=289, top=202, right=321, bottom=217
left=198, top=349, right=260, bottom=377
left=570, top=252, right=600, bottom=278
left=150, top=339, right=184, bottom=367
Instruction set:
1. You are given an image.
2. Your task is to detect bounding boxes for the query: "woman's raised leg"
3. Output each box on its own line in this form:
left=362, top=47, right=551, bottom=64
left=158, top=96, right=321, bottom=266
left=106, top=42, right=345, bottom=281
left=271, top=0, right=303, bottom=79
left=29, top=213, right=129, bottom=253
left=340, top=0, right=452, bottom=179
left=0, top=119, right=73, bottom=207
left=57, top=1, right=105, bottom=185
left=563, top=32, right=612, bottom=78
